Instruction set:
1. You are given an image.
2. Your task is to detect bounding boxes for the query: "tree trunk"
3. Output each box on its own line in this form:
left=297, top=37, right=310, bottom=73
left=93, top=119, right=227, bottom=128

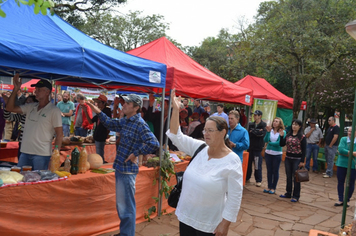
left=292, top=73, right=302, bottom=119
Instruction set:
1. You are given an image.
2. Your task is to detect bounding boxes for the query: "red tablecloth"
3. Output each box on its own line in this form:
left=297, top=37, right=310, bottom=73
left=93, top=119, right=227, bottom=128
left=0, top=141, right=19, bottom=163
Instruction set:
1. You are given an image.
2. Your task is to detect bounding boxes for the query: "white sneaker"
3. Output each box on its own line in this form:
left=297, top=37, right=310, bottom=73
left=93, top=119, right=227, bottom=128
left=323, top=174, right=331, bottom=178
left=256, top=182, right=262, bottom=187
left=322, top=172, right=327, bottom=175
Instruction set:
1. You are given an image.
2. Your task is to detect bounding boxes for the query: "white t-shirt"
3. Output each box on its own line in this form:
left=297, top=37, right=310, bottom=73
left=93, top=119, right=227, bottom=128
left=166, top=128, right=243, bottom=233
left=20, top=102, right=62, bottom=156
left=265, top=129, right=283, bottom=155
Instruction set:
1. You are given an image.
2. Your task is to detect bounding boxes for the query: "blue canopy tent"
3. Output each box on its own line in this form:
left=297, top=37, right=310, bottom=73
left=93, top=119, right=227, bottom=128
left=0, top=0, right=166, bottom=89
left=0, top=2, right=169, bottom=231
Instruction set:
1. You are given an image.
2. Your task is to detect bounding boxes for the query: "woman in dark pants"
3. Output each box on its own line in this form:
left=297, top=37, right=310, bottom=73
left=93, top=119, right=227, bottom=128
left=334, top=127, right=356, bottom=206
left=279, top=119, right=306, bottom=202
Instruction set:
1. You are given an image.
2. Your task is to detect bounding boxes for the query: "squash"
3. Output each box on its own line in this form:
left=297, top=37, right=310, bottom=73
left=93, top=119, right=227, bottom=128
left=86, top=162, right=90, bottom=171
left=88, top=153, right=103, bottom=169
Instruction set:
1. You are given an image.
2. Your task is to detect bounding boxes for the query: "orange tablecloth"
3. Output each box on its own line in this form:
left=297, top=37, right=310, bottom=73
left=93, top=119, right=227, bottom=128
left=0, top=162, right=188, bottom=236
left=0, top=153, right=249, bottom=236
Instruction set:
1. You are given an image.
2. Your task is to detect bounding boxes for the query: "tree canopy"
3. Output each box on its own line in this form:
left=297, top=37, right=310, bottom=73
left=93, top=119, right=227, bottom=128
left=0, top=0, right=126, bottom=17
left=78, top=10, right=170, bottom=52
left=191, top=0, right=356, bottom=119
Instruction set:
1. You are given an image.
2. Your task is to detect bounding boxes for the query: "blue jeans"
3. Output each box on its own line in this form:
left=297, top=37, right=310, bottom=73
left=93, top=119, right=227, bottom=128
left=17, top=141, right=22, bottom=163
left=63, top=124, right=70, bottom=137
left=115, top=171, right=137, bottom=236
left=325, top=145, right=338, bottom=176
left=95, top=141, right=106, bottom=162
left=74, top=127, right=88, bottom=137
left=18, top=153, right=51, bottom=170
left=246, top=150, right=262, bottom=182
left=337, top=166, right=356, bottom=202
left=264, top=153, right=282, bottom=190
left=305, top=144, right=319, bottom=171
left=284, top=157, right=301, bottom=200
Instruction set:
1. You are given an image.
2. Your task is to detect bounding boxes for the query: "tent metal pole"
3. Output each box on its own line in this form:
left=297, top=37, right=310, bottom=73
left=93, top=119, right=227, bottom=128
left=157, top=88, right=166, bottom=217
left=341, top=87, right=356, bottom=228
left=164, top=90, right=172, bottom=150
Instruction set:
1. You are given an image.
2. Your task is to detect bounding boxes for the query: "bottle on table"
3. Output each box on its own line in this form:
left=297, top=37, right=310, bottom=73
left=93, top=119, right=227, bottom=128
left=64, top=155, right=71, bottom=172
left=49, top=145, right=61, bottom=172
left=70, top=147, right=80, bottom=175
left=78, top=145, right=88, bottom=174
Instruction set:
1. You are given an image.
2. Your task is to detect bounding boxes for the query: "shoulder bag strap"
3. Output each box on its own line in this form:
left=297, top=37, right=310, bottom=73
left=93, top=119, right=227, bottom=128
left=188, top=143, right=207, bottom=166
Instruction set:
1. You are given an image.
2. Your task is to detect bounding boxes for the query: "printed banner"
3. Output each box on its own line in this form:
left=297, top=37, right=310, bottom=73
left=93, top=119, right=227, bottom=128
left=252, top=98, right=278, bottom=126
left=66, top=87, right=116, bottom=101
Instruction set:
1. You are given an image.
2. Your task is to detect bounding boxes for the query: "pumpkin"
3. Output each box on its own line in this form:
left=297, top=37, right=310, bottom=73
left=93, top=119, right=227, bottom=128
left=86, top=161, right=90, bottom=171
left=88, top=154, right=103, bottom=169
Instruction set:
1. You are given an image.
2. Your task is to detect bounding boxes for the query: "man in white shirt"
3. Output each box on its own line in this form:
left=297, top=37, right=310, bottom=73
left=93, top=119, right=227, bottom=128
left=211, top=104, right=229, bottom=126
left=6, top=74, right=63, bottom=170
left=304, top=118, right=323, bottom=173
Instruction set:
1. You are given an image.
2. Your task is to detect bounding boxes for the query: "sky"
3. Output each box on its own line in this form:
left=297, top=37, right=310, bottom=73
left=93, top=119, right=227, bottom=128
left=118, top=0, right=267, bottom=47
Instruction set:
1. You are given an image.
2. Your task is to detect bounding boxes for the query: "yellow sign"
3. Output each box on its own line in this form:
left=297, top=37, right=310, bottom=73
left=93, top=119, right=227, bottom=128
left=252, top=98, right=278, bottom=126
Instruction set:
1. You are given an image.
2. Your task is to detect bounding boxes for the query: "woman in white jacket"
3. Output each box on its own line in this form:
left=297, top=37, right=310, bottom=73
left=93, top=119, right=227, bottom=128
left=166, top=89, right=243, bottom=236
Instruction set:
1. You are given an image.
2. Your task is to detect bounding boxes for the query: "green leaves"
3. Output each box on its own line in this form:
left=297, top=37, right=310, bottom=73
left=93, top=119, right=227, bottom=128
left=78, top=10, right=169, bottom=52
left=0, top=0, right=54, bottom=17
left=0, top=8, right=6, bottom=18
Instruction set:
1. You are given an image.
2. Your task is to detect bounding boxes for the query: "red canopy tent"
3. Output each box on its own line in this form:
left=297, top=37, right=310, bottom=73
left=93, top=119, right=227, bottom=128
left=22, top=79, right=55, bottom=92
left=235, top=75, right=307, bottom=110
left=127, top=37, right=252, bottom=105
left=57, top=37, right=252, bottom=105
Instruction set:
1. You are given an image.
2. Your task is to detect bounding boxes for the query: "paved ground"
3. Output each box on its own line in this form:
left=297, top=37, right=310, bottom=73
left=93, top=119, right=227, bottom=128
left=103, top=160, right=356, bottom=236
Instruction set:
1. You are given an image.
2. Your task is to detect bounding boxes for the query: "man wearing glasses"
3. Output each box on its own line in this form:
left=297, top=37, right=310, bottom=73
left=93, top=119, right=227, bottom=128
left=323, top=116, right=340, bottom=178
left=6, top=74, right=63, bottom=170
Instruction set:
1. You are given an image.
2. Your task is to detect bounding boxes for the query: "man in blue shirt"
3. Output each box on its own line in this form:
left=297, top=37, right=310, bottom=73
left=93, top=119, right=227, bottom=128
left=193, top=99, right=205, bottom=116
left=211, top=103, right=229, bottom=126
left=228, top=110, right=249, bottom=163
left=87, top=94, right=159, bottom=236
left=57, top=92, right=75, bottom=137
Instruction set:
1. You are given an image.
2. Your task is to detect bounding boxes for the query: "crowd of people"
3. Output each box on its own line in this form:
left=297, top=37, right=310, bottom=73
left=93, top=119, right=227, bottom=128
left=2, top=75, right=354, bottom=236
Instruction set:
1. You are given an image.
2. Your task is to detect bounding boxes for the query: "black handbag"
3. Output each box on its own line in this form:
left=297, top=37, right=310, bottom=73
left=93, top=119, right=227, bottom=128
left=168, top=143, right=207, bottom=208
left=295, top=167, right=309, bottom=182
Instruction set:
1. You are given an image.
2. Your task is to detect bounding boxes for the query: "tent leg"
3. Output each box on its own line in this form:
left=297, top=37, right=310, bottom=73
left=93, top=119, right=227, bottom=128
left=157, top=88, right=166, bottom=217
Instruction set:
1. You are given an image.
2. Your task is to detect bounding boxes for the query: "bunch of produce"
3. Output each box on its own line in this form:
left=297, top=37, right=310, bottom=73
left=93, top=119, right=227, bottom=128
left=54, top=171, right=71, bottom=177
left=83, top=136, right=94, bottom=143
left=0, top=170, right=23, bottom=184
left=146, top=157, right=160, bottom=168
left=70, top=136, right=85, bottom=143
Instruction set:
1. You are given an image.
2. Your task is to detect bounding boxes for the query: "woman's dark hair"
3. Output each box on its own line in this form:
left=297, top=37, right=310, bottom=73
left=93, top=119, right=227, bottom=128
left=200, top=112, right=210, bottom=122
left=287, top=119, right=303, bottom=139
left=206, top=116, right=231, bottom=149
left=25, top=95, right=38, bottom=104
